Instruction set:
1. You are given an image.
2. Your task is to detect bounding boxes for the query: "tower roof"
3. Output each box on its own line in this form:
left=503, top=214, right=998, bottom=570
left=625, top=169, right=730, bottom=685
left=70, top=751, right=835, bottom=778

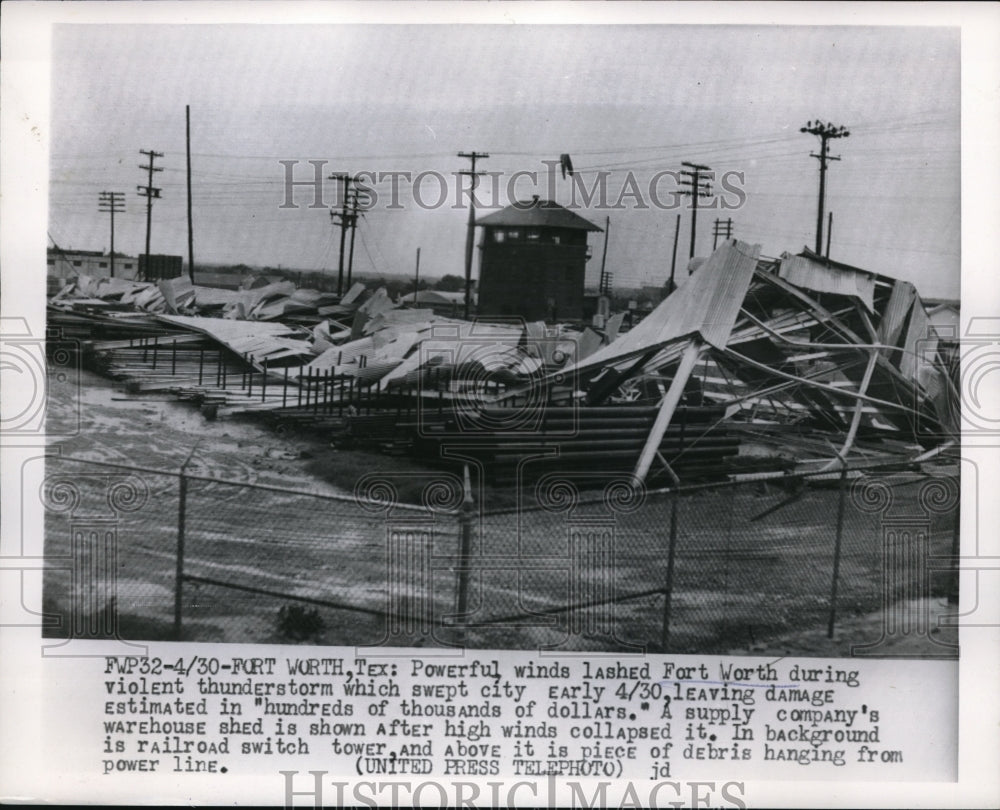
left=476, top=198, right=602, bottom=232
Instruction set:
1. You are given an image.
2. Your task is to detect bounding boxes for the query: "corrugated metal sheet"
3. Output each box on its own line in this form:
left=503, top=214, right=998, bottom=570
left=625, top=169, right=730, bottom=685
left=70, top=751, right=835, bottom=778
left=777, top=254, right=875, bottom=312
left=559, top=239, right=761, bottom=378
left=900, top=297, right=935, bottom=385
left=191, top=286, right=242, bottom=307
left=155, top=314, right=307, bottom=368
left=377, top=322, right=524, bottom=386
left=156, top=314, right=300, bottom=344
left=877, top=279, right=917, bottom=348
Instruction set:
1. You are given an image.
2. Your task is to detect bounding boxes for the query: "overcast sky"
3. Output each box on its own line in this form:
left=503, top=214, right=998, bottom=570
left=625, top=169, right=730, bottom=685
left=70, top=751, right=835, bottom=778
left=49, top=24, right=960, bottom=298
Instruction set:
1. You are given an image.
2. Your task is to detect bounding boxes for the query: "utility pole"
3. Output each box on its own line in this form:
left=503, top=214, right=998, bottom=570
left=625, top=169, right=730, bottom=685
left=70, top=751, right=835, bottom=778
left=414, top=247, right=421, bottom=298
left=97, top=191, right=125, bottom=277
left=598, top=216, right=611, bottom=295
left=667, top=213, right=681, bottom=295
left=458, top=151, right=489, bottom=319
left=800, top=120, right=849, bottom=255
left=328, top=173, right=350, bottom=295
left=600, top=268, right=615, bottom=295
left=679, top=161, right=712, bottom=262
left=345, top=186, right=366, bottom=289
left=186, top=105, right=195, bottom=283
left=826, top=212, right=833, bottom=259
left=712, top=217, right=733, bottom=250
left=137, top=149, right=163, bottom=281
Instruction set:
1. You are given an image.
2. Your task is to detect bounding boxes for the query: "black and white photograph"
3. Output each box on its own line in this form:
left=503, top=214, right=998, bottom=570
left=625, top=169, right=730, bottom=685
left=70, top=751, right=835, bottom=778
left=39, top=20, right=963, bottom=657
left=2, top=3, right=998, bottom=807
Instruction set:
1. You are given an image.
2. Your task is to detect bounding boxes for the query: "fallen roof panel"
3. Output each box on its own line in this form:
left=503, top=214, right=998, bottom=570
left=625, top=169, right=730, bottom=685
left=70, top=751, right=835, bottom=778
left=777, top=252, right=875, bottom=312
left=558, top=239, right=762, bottom=378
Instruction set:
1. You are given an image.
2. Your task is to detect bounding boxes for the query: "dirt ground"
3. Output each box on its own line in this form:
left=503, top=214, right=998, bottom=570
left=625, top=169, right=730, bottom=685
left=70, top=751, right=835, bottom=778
left=43, top=368, right=958, bottom=659
left=48, top=368, right=357, bottom=494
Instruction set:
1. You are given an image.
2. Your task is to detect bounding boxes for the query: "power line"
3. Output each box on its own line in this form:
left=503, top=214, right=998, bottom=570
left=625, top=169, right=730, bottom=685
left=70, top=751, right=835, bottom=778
left=800, top=120, right=850, bottom=256
left=678, top=161, right=712, bottom=261
left=457, top=151, right=488, bottom=319
left=712, top=217, right=734, bottom=250
left=345, top=186, right=368, bottom=289
left=357, top=223, right=380, bottom=276
left=327, top=173, right=351, bottom=295
left=186, top=105, right=196, bottom=283
left=97, top=191, right=125, bottom=277
left=137, top=149, right=164, bottom=280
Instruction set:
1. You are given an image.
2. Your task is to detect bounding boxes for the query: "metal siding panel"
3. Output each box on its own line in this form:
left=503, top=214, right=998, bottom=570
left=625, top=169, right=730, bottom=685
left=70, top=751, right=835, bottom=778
left=877, top=280, right=918, bottom=348
left=900, top=299, right=934, bottom=382
left=778, top=255, right=876, bottom=311
left=560, top=239, right=761, bottom=377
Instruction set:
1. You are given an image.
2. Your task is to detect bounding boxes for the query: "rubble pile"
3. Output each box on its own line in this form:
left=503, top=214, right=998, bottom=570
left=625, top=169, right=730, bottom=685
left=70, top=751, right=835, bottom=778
left=47, top=239, right=958, bottom=485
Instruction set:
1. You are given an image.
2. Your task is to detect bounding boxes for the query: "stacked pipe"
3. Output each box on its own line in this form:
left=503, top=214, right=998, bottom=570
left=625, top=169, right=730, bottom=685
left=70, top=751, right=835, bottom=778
left=406, top=404, right=738, bottom=485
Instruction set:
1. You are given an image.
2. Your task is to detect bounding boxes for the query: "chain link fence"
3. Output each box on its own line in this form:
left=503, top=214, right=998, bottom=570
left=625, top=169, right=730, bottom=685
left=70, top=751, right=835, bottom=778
left=467, top=466, right=959, bottom=655
left=42, top=455, right=959, bottom=656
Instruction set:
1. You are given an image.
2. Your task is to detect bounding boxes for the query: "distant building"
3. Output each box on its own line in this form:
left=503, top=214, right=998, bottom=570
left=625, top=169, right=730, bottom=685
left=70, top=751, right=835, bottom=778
left=138, top=254, right=183, bottom=281
left=640, top=285, right=665, bottom=306
left=398, top=289, right=469, bottom=318
left=237, top=273, right=287, bottom=290
left=47, top=247, right=138, bottom=281
left=924, top=299, right=960, bottom=340
left=475, top=197, right=602, bottom=322
left=192, top=270, right=250, bottom=290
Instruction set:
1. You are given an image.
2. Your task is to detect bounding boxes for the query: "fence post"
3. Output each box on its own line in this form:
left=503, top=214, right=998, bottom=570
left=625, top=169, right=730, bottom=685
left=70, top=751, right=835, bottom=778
left=660, top=489, right=680, bottom=651
left=454, top=465, right=475, bottom=645
left=173, top=470, right=188, bottom=641
left=827, top=467, right=849, bottom=638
